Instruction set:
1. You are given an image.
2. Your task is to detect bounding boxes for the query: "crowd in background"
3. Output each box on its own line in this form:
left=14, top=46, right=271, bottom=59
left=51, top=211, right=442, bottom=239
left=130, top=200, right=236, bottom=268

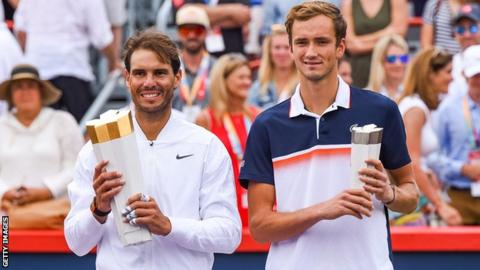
left=0, top=0, right=480, bottom=229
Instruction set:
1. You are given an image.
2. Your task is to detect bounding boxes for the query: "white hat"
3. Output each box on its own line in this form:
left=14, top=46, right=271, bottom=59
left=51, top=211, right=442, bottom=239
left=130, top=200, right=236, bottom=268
left=176, top=5, right=210, bottom=29
left=463, top=45, right=480, bottom=78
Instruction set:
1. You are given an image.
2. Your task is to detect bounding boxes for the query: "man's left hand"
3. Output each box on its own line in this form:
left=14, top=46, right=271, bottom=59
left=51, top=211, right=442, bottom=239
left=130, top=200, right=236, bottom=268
left=123, top=193, right=172, bottom=236
left=358, top=159, right=394, bottom=203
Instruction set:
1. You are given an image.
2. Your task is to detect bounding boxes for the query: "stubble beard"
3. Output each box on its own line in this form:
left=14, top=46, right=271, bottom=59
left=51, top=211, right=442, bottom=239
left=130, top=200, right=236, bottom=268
left=184, top=42, right=204, bottom=55
left=133, top=87, right=174, bottom=118
left=302, top=64, right=334, bottom=82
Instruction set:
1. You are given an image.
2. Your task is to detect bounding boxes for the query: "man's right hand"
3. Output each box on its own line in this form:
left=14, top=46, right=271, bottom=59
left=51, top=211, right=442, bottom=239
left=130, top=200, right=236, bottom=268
left=318, top=189, right=373, bottom=220
left=92, top=160, right=124, bottom=216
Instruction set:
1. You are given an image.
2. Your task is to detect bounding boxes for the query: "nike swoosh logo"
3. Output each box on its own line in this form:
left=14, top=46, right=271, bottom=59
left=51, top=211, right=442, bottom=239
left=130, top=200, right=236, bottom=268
left=176, top=154, right=194, bottom=160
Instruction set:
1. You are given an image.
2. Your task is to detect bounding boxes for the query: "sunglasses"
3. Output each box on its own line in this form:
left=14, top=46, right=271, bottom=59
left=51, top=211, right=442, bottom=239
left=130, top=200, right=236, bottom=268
left=178, top=25, right=206, bottom=37
left=454, top=24, right=479, bottom=35
left=385, top=54, right=409, bottom=64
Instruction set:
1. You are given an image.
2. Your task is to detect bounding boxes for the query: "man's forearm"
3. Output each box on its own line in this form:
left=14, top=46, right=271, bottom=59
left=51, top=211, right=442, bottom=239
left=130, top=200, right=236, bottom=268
left=385, top=181, right=418, bottom=214
left=204, top=4, right=250, bottom=27
left=101, top=42, right=120, bottom=72
left=164, top=216, right=241, bottom=254
left=249, top=205, right=323, bottom=243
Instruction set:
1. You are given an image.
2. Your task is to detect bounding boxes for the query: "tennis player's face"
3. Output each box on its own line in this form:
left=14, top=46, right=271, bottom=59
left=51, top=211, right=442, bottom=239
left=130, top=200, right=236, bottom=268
left=291, top=15, right=345, bottom=82
left=125, top=49, right=181, bottom=115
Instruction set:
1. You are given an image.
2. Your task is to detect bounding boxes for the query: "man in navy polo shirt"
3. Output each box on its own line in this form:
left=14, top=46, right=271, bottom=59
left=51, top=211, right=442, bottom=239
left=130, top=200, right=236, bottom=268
left=239, top=2, right=419, bottom=270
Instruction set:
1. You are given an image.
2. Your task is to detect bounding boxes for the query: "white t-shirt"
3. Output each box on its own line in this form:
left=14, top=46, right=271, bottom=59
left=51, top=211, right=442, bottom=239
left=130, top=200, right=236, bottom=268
left=0, top=108, right=83, bottom=198
left=398, top=95, right=439, bottom=160
left=14, top=0, right=113, bottom=81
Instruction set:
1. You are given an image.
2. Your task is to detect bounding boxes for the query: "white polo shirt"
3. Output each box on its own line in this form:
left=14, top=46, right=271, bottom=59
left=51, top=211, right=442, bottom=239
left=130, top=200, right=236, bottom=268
left=14, top=0, right=113, bottom=81
left=65, top=112, right=241, bottom=269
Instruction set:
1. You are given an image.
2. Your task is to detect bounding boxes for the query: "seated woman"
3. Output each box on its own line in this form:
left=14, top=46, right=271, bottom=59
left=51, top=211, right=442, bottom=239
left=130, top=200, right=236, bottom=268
left=196, top=53, right=260, bottom=227
left=249, top=24, right=298, bottom=109
left=0, top=64, right=84, bottom=228
left=367, top=34, right=409, bottom=100
left=396, top=48, right=462, bottom=226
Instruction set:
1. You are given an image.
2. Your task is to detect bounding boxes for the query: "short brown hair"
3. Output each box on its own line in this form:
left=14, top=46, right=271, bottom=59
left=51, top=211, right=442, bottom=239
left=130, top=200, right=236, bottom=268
left=285, top=1, right=346, bottom=46
left=123, top=30, right=181, bottom=74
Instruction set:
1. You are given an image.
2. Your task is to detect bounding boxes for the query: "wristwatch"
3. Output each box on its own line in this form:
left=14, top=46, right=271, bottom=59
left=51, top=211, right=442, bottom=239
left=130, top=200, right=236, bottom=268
left=90, top=196, right=111, bottom=217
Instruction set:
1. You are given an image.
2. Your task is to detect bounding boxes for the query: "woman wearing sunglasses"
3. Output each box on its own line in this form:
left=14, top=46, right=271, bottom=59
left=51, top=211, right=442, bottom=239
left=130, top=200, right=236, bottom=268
left=395, top=48, right=462, bottom=226
left=367, top=34, right=409, bottom=101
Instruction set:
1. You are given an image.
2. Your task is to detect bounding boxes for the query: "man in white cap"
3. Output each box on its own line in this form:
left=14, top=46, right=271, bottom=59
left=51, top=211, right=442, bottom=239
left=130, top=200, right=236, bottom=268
left=449, top=3, right=480, bottom=100
left=428, top=44, right=480, bottom=225
left=173, top=5, right=216, bottom=122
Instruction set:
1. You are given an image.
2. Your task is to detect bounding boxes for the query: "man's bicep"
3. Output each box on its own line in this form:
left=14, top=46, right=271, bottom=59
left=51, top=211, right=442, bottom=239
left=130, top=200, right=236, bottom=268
left=248, top=181, right=275, bottom=219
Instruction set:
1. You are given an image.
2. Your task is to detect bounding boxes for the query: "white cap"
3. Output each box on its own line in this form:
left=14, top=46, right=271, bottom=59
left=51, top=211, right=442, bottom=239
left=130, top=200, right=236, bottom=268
left=176, top=5, right=210, bottom=29
left=463, top=45, right=480, bottom=78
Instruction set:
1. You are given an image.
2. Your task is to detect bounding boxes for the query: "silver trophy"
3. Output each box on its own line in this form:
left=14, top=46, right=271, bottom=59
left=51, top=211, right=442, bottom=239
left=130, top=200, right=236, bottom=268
left=351, top=124, right=383, bottom=188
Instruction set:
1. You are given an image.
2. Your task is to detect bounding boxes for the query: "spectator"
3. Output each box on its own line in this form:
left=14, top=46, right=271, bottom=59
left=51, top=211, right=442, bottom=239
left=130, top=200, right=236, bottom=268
left=104, top=0, right=127, bottom=61
left=156, top=0, right=180, bottom=42
left=342, top=0, right=408, bottom=88
left=427, top=45, right=480, bottom=225
left=338, top=57, right=353, bottom=85
left=249, top=24, right=298, bottom=109
left=196, top=53, right=259, bottom=227
left=173, top=5, right=216, bottom=122
left=420, top=0, right=468, bottom=54
left=0, top=64, right=83, bottom=228
left=244, top=0, right=263, bottom=56
left=182, top=0, right=251, bottom=57
left=367, top=34, right=409, bottom=100
left=397, top=48, right=462, bottom=226
left=449, top=3, right=480, bottom=100
left=0, top=3, right=22, bottom=115
left=261, top=0, right=342, bottom=36
left=14, top=0, right=121, bottom=122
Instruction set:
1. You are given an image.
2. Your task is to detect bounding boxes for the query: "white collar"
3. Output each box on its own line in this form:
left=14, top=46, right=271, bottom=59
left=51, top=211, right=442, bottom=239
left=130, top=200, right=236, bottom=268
left=130, top=104, right=176, bottom=143
left=289, top=76, right=350, bottom=118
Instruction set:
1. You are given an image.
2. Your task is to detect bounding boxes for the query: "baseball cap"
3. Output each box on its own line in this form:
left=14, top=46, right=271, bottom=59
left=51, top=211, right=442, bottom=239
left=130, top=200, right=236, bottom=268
left=453, top=4, right=480, bottom=25
left=176, top=5, right=210, bottom=29
left=463, top=45, right=480, bottom=78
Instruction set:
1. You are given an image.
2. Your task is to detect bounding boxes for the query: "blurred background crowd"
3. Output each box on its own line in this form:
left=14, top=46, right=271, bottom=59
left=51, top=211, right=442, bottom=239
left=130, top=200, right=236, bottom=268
left=0, top=0, right=479, bottom=230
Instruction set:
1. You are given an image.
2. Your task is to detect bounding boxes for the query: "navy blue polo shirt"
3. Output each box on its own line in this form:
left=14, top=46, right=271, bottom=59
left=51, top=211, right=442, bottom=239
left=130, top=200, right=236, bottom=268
left=239, top=77, right=410, bottom=270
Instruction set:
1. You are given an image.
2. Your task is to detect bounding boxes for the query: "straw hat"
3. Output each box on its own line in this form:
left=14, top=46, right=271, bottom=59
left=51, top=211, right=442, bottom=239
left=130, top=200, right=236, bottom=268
left=0, top=64, right=61, bottom=106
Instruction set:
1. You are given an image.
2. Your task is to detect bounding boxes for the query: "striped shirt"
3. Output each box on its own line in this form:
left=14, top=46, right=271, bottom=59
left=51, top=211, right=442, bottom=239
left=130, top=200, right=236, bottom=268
left=423, top=0, right=461, bottom=54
